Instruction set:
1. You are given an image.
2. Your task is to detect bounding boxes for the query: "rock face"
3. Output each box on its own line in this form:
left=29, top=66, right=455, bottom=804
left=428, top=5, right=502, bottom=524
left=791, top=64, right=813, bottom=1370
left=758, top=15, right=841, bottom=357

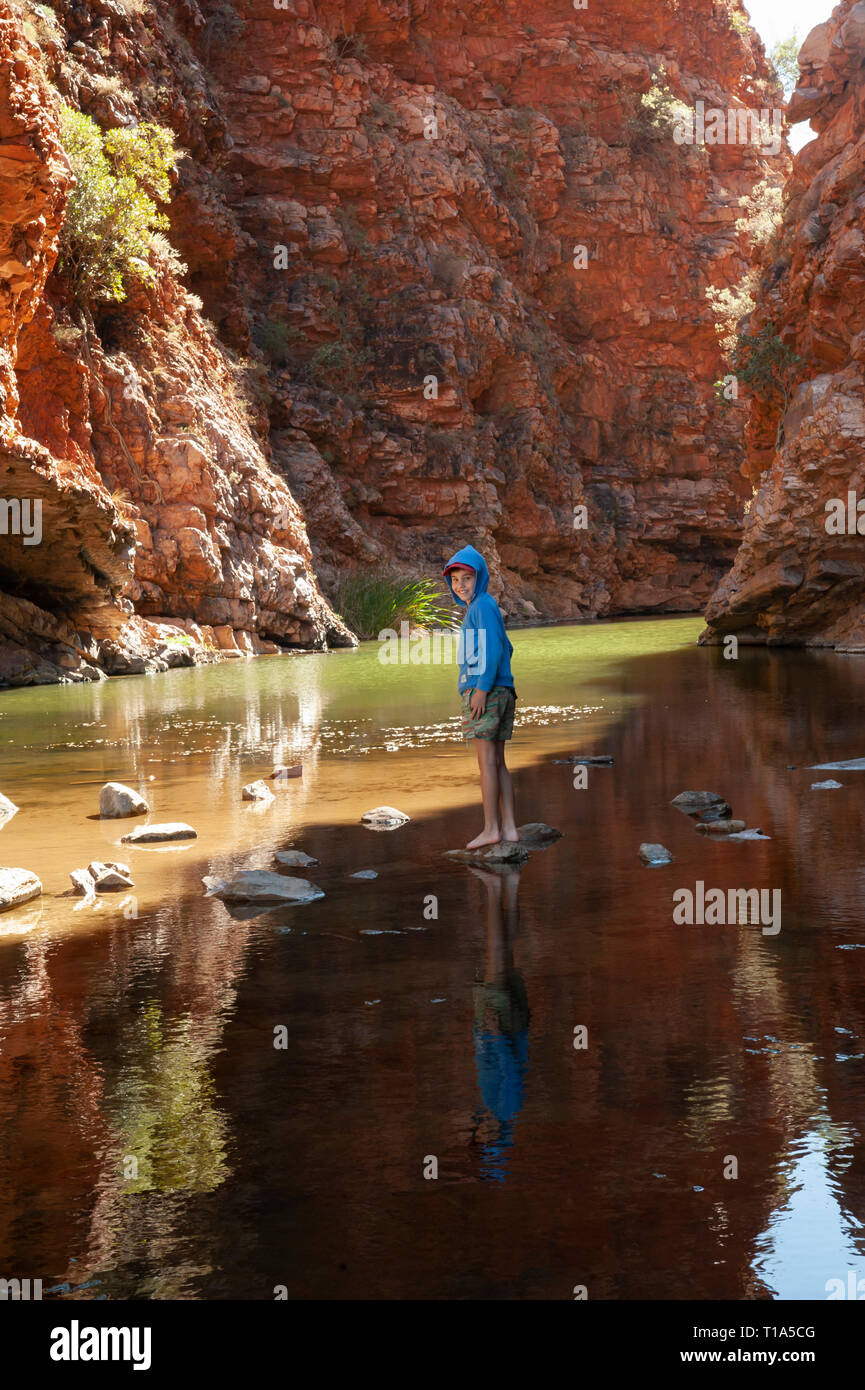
left=0, top=0, right=781, bottom=683
left=703, top=0, right=865, bottom=648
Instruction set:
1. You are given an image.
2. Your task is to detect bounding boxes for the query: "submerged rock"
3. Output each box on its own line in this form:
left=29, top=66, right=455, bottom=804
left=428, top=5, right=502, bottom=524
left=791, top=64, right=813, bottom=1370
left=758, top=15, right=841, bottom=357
left=87, top=861, right=134, bottom=891
left=726, top=829, right=771, bottom=840
left=564, top=755, right=613, bottom=765
left=0, top=793, right=18, bottom=827
left=271, top=764, right=303, bottom=779
left=361, top=806, right=410, bottom=829
left=242, top=779, right=274, bottom=802
left=203, top=870, right=324, bottom=904
left=671, top=791, right=728, bottom=815
left=811, top=779, right=843, bottom=789
left=121, top=822, right=197, bottom=844
left=810, top=758, right=865, bottom=771
left=99, top=782, right=150, bottom=818
left=516, top=823, right=563, bottom=847
left=445, top=841, right=530, bottom=866
left=695, top=819, right=747, bottom=836
left=275, top=850, right=318, bottom=867
left=639, top=843, right=673, bottom=865
left=351, top=869, right=378, bottom=879
left=0, top=868, right=42, bottom=912
left=698, top=803, right=733, bottom=823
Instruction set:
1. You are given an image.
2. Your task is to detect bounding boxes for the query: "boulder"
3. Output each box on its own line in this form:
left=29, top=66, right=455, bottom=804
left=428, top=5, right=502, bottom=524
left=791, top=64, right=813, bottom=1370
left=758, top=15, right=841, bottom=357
left=445, top=841, right=530, bottom=866
left=0, top=868, right=42, bottom=912
left=271, top=764, right=303, bottom=779
left=811, top=779, right=843, bottom=789
left=351, top=869, right=378, bottom=879
left=99, top=782, right=150, bottom=818
left=671, top=791, right=728, bottom=814
left=361, top=806, right=410, bottom=829
left=695, top=819, right=747, bottom=836
left=203, top=870, right=324, bottom=904
left=639, top=843, right=673, bottom=865
left=121, top=822, right=197, bottom=844
left=87, top=861, right=134, bottom=891
left=70, top=868, right=96, bottom=896
left=0, top=792, right=18, bottom=827
left=275, top=850, right=318, bottom=867
left=242, top=779, right=274, bottom=802
left=516, top=822, right=563, bottom=847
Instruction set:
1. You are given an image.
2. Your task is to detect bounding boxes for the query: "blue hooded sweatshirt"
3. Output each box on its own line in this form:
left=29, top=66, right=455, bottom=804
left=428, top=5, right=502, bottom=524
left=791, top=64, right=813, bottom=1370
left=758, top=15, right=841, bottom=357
left=443, top=544, right=514, bottom=694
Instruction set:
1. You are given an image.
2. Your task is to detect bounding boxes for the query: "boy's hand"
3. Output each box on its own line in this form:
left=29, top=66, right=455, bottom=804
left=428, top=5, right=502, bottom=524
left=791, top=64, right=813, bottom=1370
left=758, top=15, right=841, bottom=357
left=469, top=688, right=487, bottom=719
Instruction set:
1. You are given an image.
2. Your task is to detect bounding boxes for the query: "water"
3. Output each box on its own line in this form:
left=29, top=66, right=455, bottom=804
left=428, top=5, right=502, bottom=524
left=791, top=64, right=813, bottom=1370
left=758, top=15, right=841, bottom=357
left=2, top=617, right=865, bottom=1299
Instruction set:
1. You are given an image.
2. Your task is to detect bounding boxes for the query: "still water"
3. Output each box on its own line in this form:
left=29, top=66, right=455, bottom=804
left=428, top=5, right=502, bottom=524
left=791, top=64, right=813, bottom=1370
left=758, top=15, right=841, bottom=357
left=1, top=617, right=865, bottom=1299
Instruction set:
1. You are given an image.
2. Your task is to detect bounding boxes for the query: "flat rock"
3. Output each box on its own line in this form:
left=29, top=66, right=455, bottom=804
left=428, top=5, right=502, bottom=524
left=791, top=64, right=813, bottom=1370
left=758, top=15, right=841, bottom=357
left=87, top=860, right=134, bottom=891
left=696, top=819, right=747, bottom=836
left=351, top=869, right=378, bottom=879
left=121, top=822, right=197, bottom=844
left=275, top=850, right=318, bottom=867
left=516, top=822, right=563, bottom=847
left=361, top=806, right=410, bottom=829
left=0, top=792, right=18, bottom=827
left=0, top=868, right=42, bottom=912
left=271, top=764, right=303, bottom=779
left=445, top=841, right=530, bottom=866
left=671, top=791, right=728, bottom=814
left=99, top=781, right=150, bottom=818
left=810, top=758, right=865, bottom=770
left=698, top=803, right=733, bottom=823
left=242, top=779, right=274, bottom=802
left=726, top=829, right=771, bottom=840
left=639, top=843, right=673, bottom=865
left=811, top=779, right=843, bottom=789
left=202, top=870, right=324, bottom=904
left=70, top=868, right=96, bottom=896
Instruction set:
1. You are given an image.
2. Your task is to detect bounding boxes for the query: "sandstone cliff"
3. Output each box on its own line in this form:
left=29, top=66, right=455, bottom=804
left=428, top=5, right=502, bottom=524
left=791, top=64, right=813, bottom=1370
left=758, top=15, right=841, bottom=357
left=703, top=1, right=865, bottom=649
left=0, top=0, right=779, bottom=684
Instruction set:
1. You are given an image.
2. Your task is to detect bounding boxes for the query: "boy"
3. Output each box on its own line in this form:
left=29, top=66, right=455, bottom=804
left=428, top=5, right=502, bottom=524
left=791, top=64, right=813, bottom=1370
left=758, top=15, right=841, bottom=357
left=443, top=544, right=519, bottom=850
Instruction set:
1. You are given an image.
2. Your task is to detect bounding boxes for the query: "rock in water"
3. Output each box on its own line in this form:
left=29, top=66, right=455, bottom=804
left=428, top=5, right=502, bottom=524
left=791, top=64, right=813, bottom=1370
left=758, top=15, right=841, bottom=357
left=698, top=803, right=733, bottom=823
left=242, top=780, right=274, bottom=802
left=639, top=843, right=673, bottom=865
left=121, top=822, right=197, bottom=844
left=70, top=868, right=97, bottom=896
left=203, top=871, right=324, bottom=904
left=271, top=765, right=303, bottom=780
left=726, top=829, right=771, bottom=840
left=99, top=782, right=150, bottom=818
left=445, top=842, right=530, bottom=866
left=361, top=806, right=410, bottom=829
left=565, top=755, right=613, bottom=765
left=0, top=793, right=19, bottom=827
left=695, top=819, right=747, bottom=836
left=809, top=758, right=865, bottom=771
left=275, top=850, right=318, bottom=867
left=671, top=791, right=728, bottom=815
left=0, top=868, right=42, bottom=912
left=351, top=869, right=378, bottom=879
left=87, top=861, right=134, bottom=891
left=811, top=779, right=843, bottom=789
left=517, top=823, right=563, bottom=847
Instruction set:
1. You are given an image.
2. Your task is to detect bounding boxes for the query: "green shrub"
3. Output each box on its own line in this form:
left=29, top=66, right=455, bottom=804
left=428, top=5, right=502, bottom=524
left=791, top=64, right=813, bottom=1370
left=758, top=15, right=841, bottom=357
left=253, top=319, right=303, bottom=365
left=332, top=574, right=460, bottom=640
left=624, top=67, right=691, bottom=151
left=731, top=323, right=803, bottom=413
left=56, top=107, right=179, bottom=306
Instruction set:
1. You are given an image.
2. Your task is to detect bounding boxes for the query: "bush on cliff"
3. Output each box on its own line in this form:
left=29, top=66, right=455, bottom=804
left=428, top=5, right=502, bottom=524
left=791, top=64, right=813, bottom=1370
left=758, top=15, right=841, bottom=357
left=56, top=107, right=179, bottom=307
left=332, top=575, right=460, bottom=641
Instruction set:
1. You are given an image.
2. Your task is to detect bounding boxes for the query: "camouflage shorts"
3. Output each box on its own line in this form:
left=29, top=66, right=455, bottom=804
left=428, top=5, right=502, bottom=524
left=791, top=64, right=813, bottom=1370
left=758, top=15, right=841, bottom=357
left=460, top=685, right=517, bottom=742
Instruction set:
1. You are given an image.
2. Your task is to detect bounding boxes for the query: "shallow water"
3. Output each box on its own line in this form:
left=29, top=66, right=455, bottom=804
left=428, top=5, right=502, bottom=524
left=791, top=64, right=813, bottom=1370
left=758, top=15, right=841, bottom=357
left=2, top=617, right=865, bottom=1299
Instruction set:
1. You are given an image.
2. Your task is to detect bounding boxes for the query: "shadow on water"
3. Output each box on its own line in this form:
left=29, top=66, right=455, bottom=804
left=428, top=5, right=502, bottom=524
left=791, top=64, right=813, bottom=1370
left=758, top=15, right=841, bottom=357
left=3, top=628, right=865, bottom=1297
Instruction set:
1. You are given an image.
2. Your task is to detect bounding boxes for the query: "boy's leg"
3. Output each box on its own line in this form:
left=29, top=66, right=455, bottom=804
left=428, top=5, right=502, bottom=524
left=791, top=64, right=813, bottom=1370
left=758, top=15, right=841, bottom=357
left=466, top=739, right=502, bottom=849
left=495, top=741, right=518, bottom=841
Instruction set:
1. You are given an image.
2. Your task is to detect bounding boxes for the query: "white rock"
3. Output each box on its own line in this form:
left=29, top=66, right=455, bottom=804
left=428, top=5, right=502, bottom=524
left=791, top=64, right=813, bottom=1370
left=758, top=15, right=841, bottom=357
left=242, top=780, right=275, bottom=802
left=361, top=805, right=410, bottom=829
left=639, top=843, right=673, bottom=865
left=0, top=868, right=42, bottom=912
left=0, top=793, right=19, bottom=827
left=87, top=861, right=134, bottom=891
left=811, top=779, right=843, bottom=789
left=351, top=869, right=378, bottom=879
left=810, top=758, right=865, bottom=770
left=202, top=870, right=324, bottom=904
left=275, top=850, right=318, bottom=866
left=99, top=782, right=150, bottom=818
left=70, top=868, right=97, bottom=896
left=121, top=822, right=197, bottom=844
left=271, top=764, right=302, bottom=780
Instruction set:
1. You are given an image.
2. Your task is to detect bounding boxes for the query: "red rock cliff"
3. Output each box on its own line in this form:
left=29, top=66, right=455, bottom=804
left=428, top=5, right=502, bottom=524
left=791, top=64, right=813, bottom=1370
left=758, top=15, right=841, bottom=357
left=1, top=0, right=780, bottom=683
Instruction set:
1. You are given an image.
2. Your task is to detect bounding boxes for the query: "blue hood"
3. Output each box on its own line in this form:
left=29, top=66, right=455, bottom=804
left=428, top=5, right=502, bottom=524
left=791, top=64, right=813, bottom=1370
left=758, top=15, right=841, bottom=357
left=444, top=544, right=489, bottom=605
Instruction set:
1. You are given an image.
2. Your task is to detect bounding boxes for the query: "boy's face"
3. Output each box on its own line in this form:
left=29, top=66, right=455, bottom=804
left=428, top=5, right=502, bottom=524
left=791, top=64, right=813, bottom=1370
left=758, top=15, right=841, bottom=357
left=449, top=565, right=476, bottom=603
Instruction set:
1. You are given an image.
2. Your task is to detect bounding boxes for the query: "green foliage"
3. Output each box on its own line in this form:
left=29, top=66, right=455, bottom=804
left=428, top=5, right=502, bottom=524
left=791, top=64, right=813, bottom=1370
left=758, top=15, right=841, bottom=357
left=731, top=322, right=803, bottom=412
left=253, top=319, right=303, bottom=365
left=626, top=67, right=691, bottom=151
left=736, top=178, right=783, bottom=255
left=706, top=270, right=759, bottom=358
left=57, top=107, right=179, bottom=306
left=769, top=33, right=801, bottom=97
left=332, top=574, right=460, bottom=640
left=729, top=10, right=751, bottom=39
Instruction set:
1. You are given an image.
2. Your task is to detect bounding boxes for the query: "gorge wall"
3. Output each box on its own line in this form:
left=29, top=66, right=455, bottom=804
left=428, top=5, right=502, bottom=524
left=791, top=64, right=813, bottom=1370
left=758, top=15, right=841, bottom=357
left=0, top=0, right=780, bottom=684
left=703, top=0, right=865, bottom=650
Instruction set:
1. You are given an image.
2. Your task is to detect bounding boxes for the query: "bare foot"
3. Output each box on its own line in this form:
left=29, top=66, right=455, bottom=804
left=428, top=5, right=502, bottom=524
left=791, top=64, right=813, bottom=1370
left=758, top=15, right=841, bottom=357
left=465, top=828, right=501, bottom=850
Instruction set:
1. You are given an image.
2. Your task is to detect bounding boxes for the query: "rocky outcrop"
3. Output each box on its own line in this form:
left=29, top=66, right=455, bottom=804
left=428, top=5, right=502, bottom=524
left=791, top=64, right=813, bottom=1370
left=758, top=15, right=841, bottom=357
left=703, top=1, right=865, bottom=648
left=0, top=0, right=782, bottom=683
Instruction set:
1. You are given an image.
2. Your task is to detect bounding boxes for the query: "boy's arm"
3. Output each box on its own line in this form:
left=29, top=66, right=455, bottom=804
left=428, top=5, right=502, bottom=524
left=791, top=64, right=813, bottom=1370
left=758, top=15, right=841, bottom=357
left=471, top=598, right=504, bottom=693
